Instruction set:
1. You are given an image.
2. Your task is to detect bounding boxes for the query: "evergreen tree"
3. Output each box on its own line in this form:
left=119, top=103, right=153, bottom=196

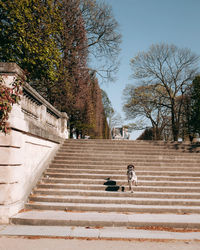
left=189, top=76, right=200, bottom=136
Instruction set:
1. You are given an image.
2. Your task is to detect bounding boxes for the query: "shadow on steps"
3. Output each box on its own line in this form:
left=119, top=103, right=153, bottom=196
left=104, top=178, right=125, bottom=192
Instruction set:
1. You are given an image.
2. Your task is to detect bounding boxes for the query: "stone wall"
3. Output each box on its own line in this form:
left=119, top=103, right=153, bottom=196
left=0, top=63, right=68, bottom=223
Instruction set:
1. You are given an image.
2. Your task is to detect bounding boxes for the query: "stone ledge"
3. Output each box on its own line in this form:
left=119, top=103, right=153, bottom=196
left=11, top=124, right=63, bottom=144
left=23, top=82, right=67, bottom=119
left=0, top=62, right=26, bottom=80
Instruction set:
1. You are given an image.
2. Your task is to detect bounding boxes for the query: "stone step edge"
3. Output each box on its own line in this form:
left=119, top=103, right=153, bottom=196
left=25, top=204, right=200, bottom=214
left=39, top=180, right=200, bottom=187
left=29, top=194, right=200, bottom=202
left=51, top=162, right=200, bottom=167
left=52, top=159, right=200, bottom=164
left=50, top=163, right=200, bottom=167
left=63, top=139, right=193, bottom=143
left=58, top=152, right=200, bottom=158
left=62, top=145, right=197, bottom=148
left=28, top=199, right=200, bottom=208
left=60, top=143, right=192, bottom=146
left=48, top=167, right=200, bottom=173
left=40, top=177, right=200, bottom=183
left=31, top=188, right=200, bottom=197
left=63, top=149, right=198, bottom=153
left=44, top=172, right=200, bottom=178
left=58, top=149, right=200, bottom=154
left=48, top=179, right=200, bottom=184
left=62, top=140, right=198, bottom=145
left=46, top=169, right=200, bottom=178
left=25, top=201, right=200, bottom=212
left=37, top=183, right=200, bottom=193
left=10, top=210, right=200, bottom=229
left=49, top=165, right=200, bottom=172
left=54, top=155, right=200, bottom=160
left=1, top=225, right=200, bottom=240
left=32, top=188, right=200, bottom=199
left=54, top=159, right=200, bottom=164
left=59, top=147, right=200, bottom=153
left=28, top=197, right=200, bottom=207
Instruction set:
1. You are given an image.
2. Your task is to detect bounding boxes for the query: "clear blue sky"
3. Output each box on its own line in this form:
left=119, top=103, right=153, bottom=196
left=101, top=0, right=200, bottom=139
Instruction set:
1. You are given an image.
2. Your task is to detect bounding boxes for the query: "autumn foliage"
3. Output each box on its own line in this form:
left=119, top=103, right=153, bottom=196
left=0, top=0, right=114, bottom=138
left=0, top=77, right=22, bottom=134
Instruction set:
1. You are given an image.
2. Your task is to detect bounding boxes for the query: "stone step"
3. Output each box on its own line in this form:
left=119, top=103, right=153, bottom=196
left=44, top=171, right=200, bottom=178
left=28, top=194, right=200, bottom=207
left=62, top=140, right=197, bottom=147
left=54, top=155, right=200, bottom=163
left=37, top=183, right=200, bottom=193
left=24, top=202, right=200, bottom=214
left=61, top=143, right=171, bottom=147
left=46, top=168, right=200, bottom=179
left=62, top=139, right=198, bottom=145
left=61, top=140, right=190, bottom=144
left=57, top=148, right=200, bottom=154
left=40, top=178, right=200, bottom=187
left=51, top=160, right=200, bottom=167
left=55, top=152, right=200, bottom=163
left=44, top=173, right=200, bottom=182
left=58, top=147, right=200, bottom=155
left=49, top=163, right=200, bottom=172
left=40, top=180, right=200, bottom=192
left=60, top=146, right=195, bottom=151
left=1, top=225, right=200, bottom=240
left=33, top=188, right=200, bottom=199
left=60, top=145, right=200, bottom=156
left=10, top=210, right=200, bottom=229
left=61, top=142, right=200, bottom=149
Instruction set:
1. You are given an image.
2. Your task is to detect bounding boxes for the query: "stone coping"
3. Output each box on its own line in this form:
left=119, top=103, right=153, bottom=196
left=0, top=62, right=68, bottom=120
left=23, top=82, right=68, bottom=119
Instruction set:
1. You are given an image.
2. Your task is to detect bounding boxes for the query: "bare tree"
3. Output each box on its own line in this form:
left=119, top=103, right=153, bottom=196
left=123, top=84, right=170, bottom=140
left=80, top=0, right=121, bottom=81
left=130, top=43, right=199, bottom=141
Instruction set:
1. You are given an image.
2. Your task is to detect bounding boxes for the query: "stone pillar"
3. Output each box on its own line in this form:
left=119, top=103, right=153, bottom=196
left=0, top=63, right=27, bottom=131
left=39, top=104, right=47, bottom=125
left=60, top=112, right=69, bottom=139
left=0, top=62, right=25, bottom=82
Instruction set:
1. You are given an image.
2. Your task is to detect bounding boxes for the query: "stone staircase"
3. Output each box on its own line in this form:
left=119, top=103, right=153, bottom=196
left=10, top=140, right=200, bottom=230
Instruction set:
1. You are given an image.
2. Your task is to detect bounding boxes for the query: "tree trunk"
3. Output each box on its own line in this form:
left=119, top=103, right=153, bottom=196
left=171, top=119, right=179, bottom=141
left=171, top=101, right=179, bottom=141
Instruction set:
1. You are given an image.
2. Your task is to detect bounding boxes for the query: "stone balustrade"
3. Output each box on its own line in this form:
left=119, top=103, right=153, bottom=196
left=0, top=63, right=69, bottom=223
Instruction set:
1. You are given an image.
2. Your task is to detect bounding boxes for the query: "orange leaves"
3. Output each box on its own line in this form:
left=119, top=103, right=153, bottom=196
left=0, top=76, right=23, bottom=134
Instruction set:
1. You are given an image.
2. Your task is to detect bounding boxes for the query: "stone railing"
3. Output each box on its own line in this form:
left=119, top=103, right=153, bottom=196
left=20, top=82, right=68, bottom=141
left=0, top=63, right=68, bottom=223
left=0, top=62, right=68, bottom=141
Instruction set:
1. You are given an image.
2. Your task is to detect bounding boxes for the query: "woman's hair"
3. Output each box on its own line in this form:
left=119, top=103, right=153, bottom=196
left=127, top=164, right=134, bottom=170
